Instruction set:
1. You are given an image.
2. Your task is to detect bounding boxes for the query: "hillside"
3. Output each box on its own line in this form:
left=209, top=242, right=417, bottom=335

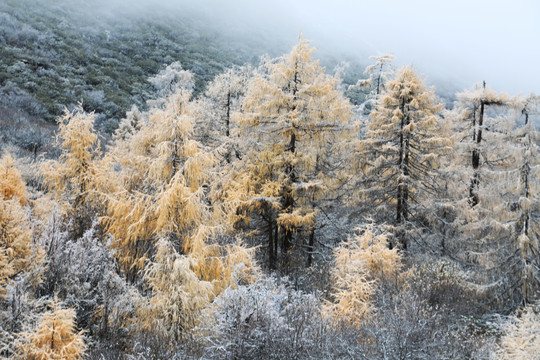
left=0, top=0, right=267, bottom=130
left=0, top=2, right=539, bottom=360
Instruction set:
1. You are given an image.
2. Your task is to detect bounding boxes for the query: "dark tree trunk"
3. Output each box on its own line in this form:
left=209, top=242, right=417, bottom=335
left=469, top=100, right=484, bottom=207
left=396, top=97, right=409, bottom=249
left=282, top=67, right=299, bottom=256
left=225, top=91, right=231, bottom=137
left=274, top=221, right=279, bottom=262
left=268, top=218, right=276, bottom=270
left=307, top=226, right=315, bottom=266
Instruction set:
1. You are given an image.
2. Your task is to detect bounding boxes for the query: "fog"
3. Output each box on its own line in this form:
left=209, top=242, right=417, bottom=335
left=64, top=0, right=540, bottom=95
left=108, top=0, right=540, bottom=96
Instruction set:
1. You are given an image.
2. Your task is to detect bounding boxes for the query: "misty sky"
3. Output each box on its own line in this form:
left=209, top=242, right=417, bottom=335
left=172, top=0, right=540, bottom=95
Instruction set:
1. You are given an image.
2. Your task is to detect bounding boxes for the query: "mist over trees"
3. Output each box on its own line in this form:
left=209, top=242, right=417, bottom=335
left=1, top=1, right=540, bottom=359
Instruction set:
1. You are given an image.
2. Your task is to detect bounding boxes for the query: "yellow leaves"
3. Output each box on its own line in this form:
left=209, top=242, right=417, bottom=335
left=240, top=37, right=351, bottom=151
left=41, top=105, right=100, bottom=216
left=17, top=296, right=86, bottom=360
left=0, top=200, right=31, bottom=279
left=324, top=253, right=374, bottom=327
left=104, top=191, right=154, bottom=273
left=229, top=37, right=352, bottom=246
left=364, top=66, right=447, bottom=224
left=0, top=153, right=44, bottom=299
left=391, top=108, right=404, bottom=124
left=0, top=153, right=27, bottom=205
left=140, top=236, right=214, bottom=339
left=100, top=75, right=260, bottom=346
left=56, top=106, right=98, bottom=159
left=140, top=234, right=259, bottom=342
left=261, top=181, right=282, bottom=198
left=0, top=155, right=42, bottom=299
left=103, top=84, right=220, bottom=274
left=155, top=174, right=203, bottom=236
left=358, top=231, right=401, bottom=279
left=277, top=210, right=316, bottom=233
left=324, top=226, right=402, bottom=327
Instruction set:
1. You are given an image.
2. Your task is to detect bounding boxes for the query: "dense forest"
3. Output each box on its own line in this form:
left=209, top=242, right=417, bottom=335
left=1, top=1, right=539, bottom=359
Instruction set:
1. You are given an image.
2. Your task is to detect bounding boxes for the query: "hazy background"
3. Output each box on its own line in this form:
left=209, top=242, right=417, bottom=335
left=139, top=0, right=540, bottom=95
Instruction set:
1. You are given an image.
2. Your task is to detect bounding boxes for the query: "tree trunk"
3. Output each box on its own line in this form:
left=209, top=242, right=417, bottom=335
left=307, top=226, right=315, bottom=266
left=396, top=97, right=409, bottom=249
left=282, top=67, right=298, bottom=256
left=268, top=218, right=276, bottom=270
left=225, top=91, right=231, bottom=137
left=469, top=100, right=484, bottom=207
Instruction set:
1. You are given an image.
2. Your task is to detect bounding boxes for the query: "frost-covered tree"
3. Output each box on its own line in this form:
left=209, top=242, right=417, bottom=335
left=350, top=53, right=395, bottom=114
left=0, top=153, right=45, bottom=358
left=493, top=95, right=540, bottom=304
left=324, top=225, right=401, bottom=327
left=136, top=235, right=258, bottom=347
left=497, top=303, right=540, bottom=359
left=41, top=106, right=101, bottom=237
left=484, top=95, right=540, bottom=305
left=16, top=296, right=86, bottom=360
left=358, top=54, right=395, bottom=96
left=197, top=66, right=252, bottom=145
left=440, top=88, right=539, bottom=307
left=104, top=82, right=216, bottom=277
left=113, top=104, right=143, bottom=142
left=232, top=36, right=352, bottom=269
left=450, top=83, right=510, bottom=207
left=36, top=217, right=134, bottom=343
left=0, top=198, right=32, bottom=300
left=356, top=66, right=449, bottom=248
left=102, top=66, right=260, bottom=349
left=511, top=95, right=540, bottom=303
left=205, top=276, right=323, bottom=360
left=0, top=153, right=27, bottom=205
left=0, top=154, right=37, bottom=299
left=148, top=61, right=194, bottom=100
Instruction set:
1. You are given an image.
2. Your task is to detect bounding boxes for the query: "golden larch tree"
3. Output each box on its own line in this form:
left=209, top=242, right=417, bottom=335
left=16, top=296, right=86, bottom=360
left=104, top=85, right=216, bottom=277
left=102, top=69, right=259, bottom=344
left=233, top=36, right=352, bottom=269
left=41, top=105, right=100, bottom=237
left=0, top=153, right=34, bottom=299
left=324, top=225, right=401, bottom=327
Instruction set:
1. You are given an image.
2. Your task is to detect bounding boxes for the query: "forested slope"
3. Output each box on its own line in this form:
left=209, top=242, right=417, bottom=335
left=0, top=0, right=265, bottom=130
left=0, top=2, right=539, bottom=360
